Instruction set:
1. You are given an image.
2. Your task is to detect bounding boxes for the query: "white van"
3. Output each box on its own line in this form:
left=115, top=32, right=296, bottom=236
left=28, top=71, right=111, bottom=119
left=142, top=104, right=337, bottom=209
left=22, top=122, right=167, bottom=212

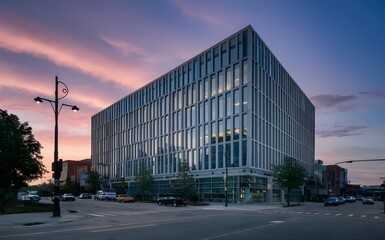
left=95, top=190, right=116, bottom=201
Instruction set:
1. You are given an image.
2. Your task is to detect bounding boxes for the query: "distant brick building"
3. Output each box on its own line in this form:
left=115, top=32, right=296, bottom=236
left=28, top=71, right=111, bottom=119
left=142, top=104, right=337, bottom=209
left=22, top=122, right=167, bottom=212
left=326, top=165, right=348, bottom=196
left=59, top=158, right=91, bottom=183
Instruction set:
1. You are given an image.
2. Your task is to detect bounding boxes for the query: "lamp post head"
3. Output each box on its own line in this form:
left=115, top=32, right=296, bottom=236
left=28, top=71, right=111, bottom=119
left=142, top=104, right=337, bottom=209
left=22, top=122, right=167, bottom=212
left=34, top=97, right=43, bottom=104
left=71, top=105, right=80, bottom=112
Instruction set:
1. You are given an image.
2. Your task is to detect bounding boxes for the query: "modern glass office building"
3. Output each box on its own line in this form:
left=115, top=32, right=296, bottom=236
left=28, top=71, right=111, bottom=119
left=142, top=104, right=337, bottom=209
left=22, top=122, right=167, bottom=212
left=91, top=25, right=315, bottom=203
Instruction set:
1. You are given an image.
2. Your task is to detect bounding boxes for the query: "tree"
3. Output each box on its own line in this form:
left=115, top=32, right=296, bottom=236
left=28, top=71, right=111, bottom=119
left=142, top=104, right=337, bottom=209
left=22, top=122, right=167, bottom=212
left=272, top=156, right=306, bottom=206
left=118, top=177, right=128, bottom=194
left=172, top=160, right=194, bottom=199
left=85, top=171, right=101, bottom=194
left=62, top=177, right=76, bottom=194
left=0, top=109, right=47, bottom=197
left=135, top=166, right=154, bottom=200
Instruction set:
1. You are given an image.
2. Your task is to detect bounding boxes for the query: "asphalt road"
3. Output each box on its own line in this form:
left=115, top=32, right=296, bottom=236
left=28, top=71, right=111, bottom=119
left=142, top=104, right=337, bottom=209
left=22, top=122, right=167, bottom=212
left=1, top=199, right=384, bottom=240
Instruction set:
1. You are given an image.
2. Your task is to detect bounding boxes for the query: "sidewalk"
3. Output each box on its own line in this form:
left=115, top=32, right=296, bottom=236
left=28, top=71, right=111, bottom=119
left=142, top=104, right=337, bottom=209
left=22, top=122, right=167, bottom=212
left=0, top=211, right=86, bottom=229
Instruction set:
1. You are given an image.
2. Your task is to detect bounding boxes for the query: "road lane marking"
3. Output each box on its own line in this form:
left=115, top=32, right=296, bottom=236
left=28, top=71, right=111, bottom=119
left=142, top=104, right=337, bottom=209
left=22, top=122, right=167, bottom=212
left=361, top=215, right=366, bottom=218
left=374, top=216, right=379, bottom=219
left=86, top=213, right=105, bottom=217
left=324, top=213, right=330, bottom=215
left=348, top=214, right=354, bottom=217
left=90, top=223, right=157, bottom=232
left=202, top=217, right=302, bottom=240
left=335, top=213, right=342, bottom=216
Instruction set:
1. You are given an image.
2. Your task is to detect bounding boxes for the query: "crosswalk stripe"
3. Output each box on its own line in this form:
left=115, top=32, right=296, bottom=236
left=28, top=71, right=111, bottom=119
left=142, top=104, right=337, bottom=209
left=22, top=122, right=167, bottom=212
left=335, top=213, right=342, bottom=216
left=374, top=216, right=379, bottom=219
left=361, top=215, right=366, bottom=218
left=348, top=214, right=354, bottom=217
left=87, top=213, right=104, bottom=217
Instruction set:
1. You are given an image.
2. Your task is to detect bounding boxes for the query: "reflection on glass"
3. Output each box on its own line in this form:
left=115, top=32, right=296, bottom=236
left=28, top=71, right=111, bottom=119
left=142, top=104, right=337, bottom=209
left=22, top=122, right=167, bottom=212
left=218, top=120, right=224, bottom=143
left=218, top=145, right=224, bottom=168
left=234, top=89, right=240, bottom=114
left=234, top=116, right=240, bottom=140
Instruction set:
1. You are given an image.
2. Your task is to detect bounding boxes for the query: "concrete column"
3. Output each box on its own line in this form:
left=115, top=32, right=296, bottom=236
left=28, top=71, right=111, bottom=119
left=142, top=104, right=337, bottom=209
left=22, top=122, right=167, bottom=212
left=266, top=177, right=273, bottom=203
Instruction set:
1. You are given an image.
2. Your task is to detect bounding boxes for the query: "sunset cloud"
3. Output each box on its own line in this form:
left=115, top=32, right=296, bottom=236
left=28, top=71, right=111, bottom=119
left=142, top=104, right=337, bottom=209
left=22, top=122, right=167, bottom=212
left=0, top=14, right=156, bottom=91
left=311, top=94, right=357, bottom=109
left=316, top=125, right=367, bottom=138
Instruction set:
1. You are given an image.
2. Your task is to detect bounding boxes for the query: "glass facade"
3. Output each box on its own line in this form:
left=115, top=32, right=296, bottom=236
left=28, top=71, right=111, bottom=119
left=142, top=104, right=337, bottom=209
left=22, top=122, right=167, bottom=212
left=91, top=25, right=315, bottom=203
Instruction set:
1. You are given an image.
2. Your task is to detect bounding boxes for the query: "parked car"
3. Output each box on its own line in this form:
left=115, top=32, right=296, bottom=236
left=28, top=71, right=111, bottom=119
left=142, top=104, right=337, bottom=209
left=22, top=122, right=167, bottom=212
left=355, top=195, right=364, bottom=201
left=79, top=193, right=92, bottom=199
left=116, top=194, right=135, bottom=203
left=362, top=197, right=374, bottom=205
left=338, top=196, right=346, bottom=204
left=61, top=193, right=76, bottom=201
left=324, top=197, right=339, bottom=206
left=22, top=194, right=41, bottom=202
left=157, top=196, right=186, bottom=207
left=95, top=190, right=116, bottom=201
left=344, top=196, right=356, bottom=203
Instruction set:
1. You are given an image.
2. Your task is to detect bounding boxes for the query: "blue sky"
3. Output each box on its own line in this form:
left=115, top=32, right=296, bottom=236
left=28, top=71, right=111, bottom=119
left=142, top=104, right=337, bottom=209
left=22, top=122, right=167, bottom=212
left=1, top=0, right=384, bottom=185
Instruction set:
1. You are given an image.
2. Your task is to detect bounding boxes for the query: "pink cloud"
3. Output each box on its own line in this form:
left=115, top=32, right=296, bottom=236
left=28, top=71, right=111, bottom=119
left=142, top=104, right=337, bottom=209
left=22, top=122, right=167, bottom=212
left=0, top=13, right=157, bottom=91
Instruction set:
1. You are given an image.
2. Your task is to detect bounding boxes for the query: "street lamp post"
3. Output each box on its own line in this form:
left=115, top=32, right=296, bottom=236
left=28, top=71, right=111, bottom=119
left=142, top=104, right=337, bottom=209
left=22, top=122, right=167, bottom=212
left=34, top=76, right=79, bottom=217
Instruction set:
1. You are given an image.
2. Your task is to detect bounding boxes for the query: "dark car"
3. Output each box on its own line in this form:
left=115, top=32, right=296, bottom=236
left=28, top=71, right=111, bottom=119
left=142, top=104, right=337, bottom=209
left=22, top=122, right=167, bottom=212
left=362, top=197, right=374, bottom=205
left=61, top=193, right=76, bottom=201
left=324, top=197, right=339, bottom=206
left=158, top=196, right=186, bottom=207
left=338, top=196, right=346, bottom=204
left=79, top=193, right=92, bottom=199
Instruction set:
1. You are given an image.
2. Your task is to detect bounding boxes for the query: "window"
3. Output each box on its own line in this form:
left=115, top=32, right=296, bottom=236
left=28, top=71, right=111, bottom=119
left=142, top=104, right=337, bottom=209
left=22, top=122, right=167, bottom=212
left=233, top=141, right=239, bottom=167
left=218, top=71, right=224, bottom=94
left=234, top=64, right=240, bottom=87
left=234, top=116, right=240, bottom=140
left=226, top=67, right=232, bottom=91
left=218, top=120, right=224, bottom=143
left=210, top=146, right=216, bottom=169
left=218, top=95, right=224, bottom=118
left=211, top=75, right=216, bottom=96
left=218, top=144, right=224, bottom=168
left=229, top=38, right=236, bottom=64
left=206, top=51, right=212, bottom=74
left=213, top=47, right=219, bottom=71
left=234, top=89, right=240, bottom=114
left=242, top=87, right=248, bottom=112
left=211, top=98, right=216, bottom=121
left=226, top=118, right=231, bottom=141
left=221, top=43, right=227, bottom=67
left=226, top=93, right=231, bottom=117
left=204, top=78, right=209, bottom=99
left=211, top=122, right=216, bottom=143
left=242, top=114, right=248, bottom=138
left=242, top=60, right=248, bottom=84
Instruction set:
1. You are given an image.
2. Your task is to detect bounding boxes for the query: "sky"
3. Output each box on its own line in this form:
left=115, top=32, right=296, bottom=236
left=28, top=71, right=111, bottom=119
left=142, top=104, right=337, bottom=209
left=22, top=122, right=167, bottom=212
left=1, top=0, right=384, bottom=186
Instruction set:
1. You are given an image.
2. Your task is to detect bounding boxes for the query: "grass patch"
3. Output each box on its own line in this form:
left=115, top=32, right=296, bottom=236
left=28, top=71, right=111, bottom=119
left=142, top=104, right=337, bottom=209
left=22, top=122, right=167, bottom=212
left=0, top=201, right=52, bottom=215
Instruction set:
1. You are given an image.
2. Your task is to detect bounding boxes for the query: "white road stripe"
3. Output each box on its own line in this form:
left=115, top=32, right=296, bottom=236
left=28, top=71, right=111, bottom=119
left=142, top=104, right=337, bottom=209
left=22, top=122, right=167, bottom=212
left=348, top=214, right=354, bottom=217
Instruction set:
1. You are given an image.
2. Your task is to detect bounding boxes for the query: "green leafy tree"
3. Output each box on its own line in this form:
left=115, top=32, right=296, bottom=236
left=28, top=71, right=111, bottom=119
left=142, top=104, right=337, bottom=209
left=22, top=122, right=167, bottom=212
left=118, top=177, right=128, bottom=194
left=135, top=166, right=155, bottom=200
left=272, top=156, right=306, bottom=206
left=172, top=160, right=194, bottom=199
left=62, top=176, right=76, bottom=194
left=0, top=109, right=47, bottom=199
left=85, top=171, right=101, bottom=194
